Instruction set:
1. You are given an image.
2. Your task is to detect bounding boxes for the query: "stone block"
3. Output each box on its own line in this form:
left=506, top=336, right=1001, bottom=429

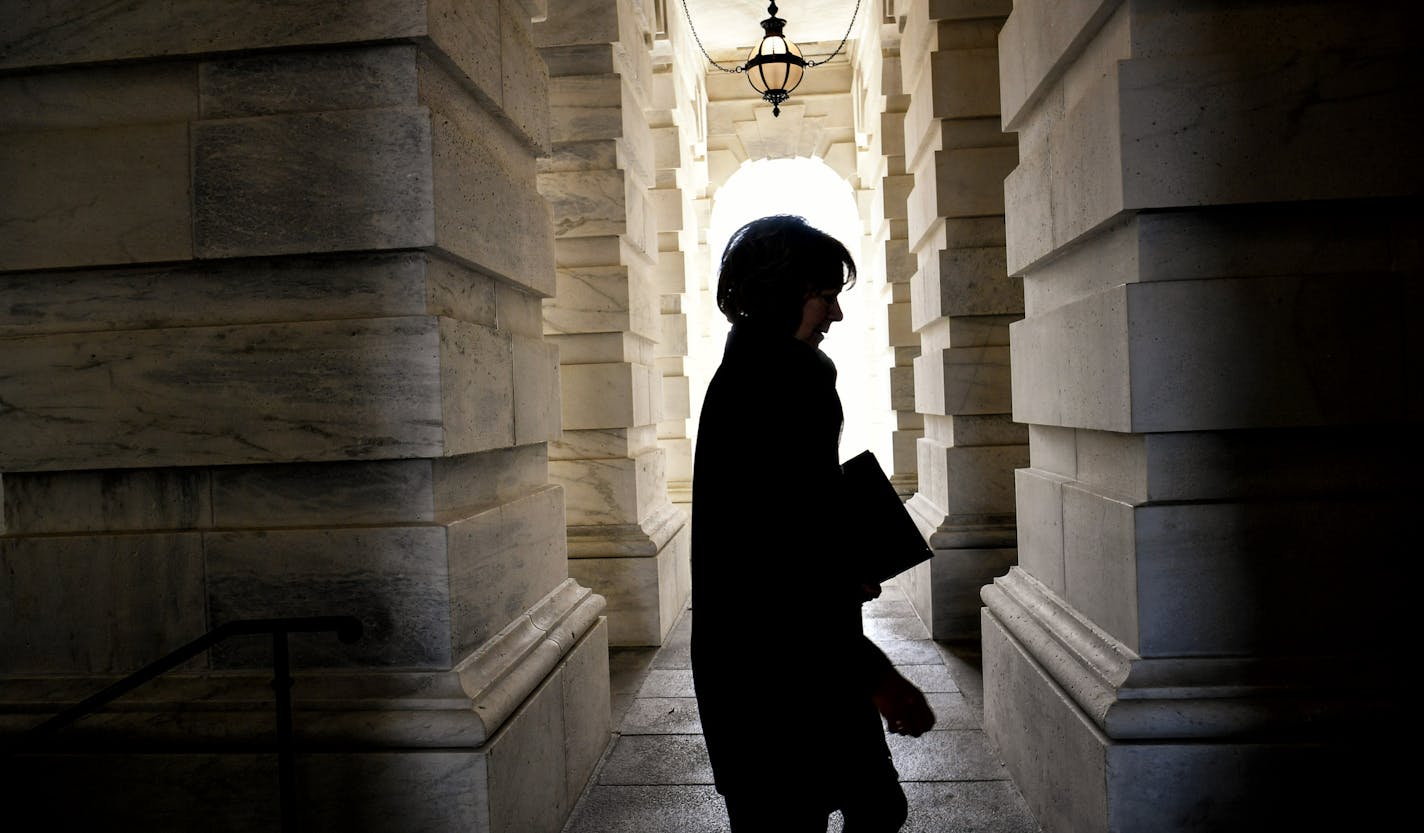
left=882, top=174, right=914, bottom=220
left=916, top=438, right=1025, bottom=518
left=890, top=365, right=917, bottom=410
left=923, top=547, right=1018, bottom=640
left=2, top=468, right=211, bottom=535
left=552, top=448, right=664, bottom=526
left=0, top=317, right=458, bottom=472
left=546, top=73, right=622, bottom=143
left=914, top=346, right=1014, bottom=416
left=998, top=0, right=1119, bottom=128
left=550, top=426, right=655, bottom=460
left=1016, top=275, right=1409, bottom=433
left=651, top=125, right=682, bottom=170
left=0, top=0, right=425, bottom=71
left=935, top=145, right=1016, bottom=219
left=540, top=169, right=631, bottom=239
left=205, top=525, right=454, bottom=669
left=559, top=618, right=612, bottom=807
left=533, top=0, right=620, bottom=48
left=199, top=45, right=419, bottom=118
left=512, top=335, right=562, bottom=446
left=1059, top=483, right=1139, bottom=652
left=538, top=138, right=619, bottom=173
left=662, top=437, right=692, bottom=483
left=1131, top=496, right=1402, bottom=658
left=540, top=43, right=617, bottom=77
left=650, top=187, right=683, bottom=231
left=931, top=47, right=1004, bottom=120
left=661, top=374, right=690, bottom=422
left=448, top=486, right=569, bottom=660
left=480, top=617, right=608, bottom=831
left=431, top=445, right=552, bottom=517
left=913, top=246, right=1020, bottom=328
left=0, top=122, right=192, bottom=271
left=0, top=61, right=198, bottom=128
left=1010, top=287, right=1131, bottom=432
left=879, top=302, right=910, bottom=350
left=1013, top=468, right=1068, bottom=596
left=885, top=238, right=915, bottom=284
left=493, top=280, right=545, bottom=338
left=210, top=459, right=435, bottom=527
left=1003, top=66, right=1124, bottom=274
left=1117, top=50, right=1421, bottom=210
left=558, top=362, right=656, bottom=430
left=946, top=413, right=1027, bottom=446
left=981, top=610, right=1112, bottom=833
left=544, top=263, right=658, bottom=339
left=653, top=249, right=687, bottom=293
left=423, top=57, right=557, bottom=296
left=192, top=107, right=435, bottom=259
left=0, top=532, right=208, bottom=674
left=566, top=524, right=689, bottom=646
left=658, top=313, right=688, bottom=356
left=1027, top=424, right=1076, bottom=478
left=441, top=319, right=517, bottom=455
left=495, top=0, right=551, bottom=152
left=0, top=254, right=492, bottom=337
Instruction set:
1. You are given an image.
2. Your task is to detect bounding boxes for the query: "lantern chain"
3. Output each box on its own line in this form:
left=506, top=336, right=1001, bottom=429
left=804, top=0, right=862, bottom=67
left=679, top=0, right=745, bottom=74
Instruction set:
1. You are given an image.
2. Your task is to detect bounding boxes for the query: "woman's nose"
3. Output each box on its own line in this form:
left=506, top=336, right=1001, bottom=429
left=828, top=298, right=844, bottom=321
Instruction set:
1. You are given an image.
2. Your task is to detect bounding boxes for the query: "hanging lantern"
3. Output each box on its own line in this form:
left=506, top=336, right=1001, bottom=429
left=742, top=3, right=805, bottom=117
left=681, top=0, right=861, bottom=118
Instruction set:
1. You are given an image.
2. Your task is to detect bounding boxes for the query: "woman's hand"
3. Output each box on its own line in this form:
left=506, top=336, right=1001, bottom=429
left=871, top=670, right=936, bottom=737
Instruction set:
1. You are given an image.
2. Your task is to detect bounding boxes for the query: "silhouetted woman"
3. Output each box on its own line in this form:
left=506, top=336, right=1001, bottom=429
left=691, top=215, right=935, bottom=833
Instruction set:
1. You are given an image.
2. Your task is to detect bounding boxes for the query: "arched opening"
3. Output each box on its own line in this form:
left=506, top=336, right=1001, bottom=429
left=691, top=156, right=893, bottom=467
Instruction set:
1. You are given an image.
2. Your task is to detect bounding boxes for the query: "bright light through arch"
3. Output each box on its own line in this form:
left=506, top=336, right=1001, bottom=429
left=692, top=156, right=892, bottom=468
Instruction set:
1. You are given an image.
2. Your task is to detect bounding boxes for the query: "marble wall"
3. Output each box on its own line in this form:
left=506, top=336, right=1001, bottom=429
left=650, top=7, right=711, bottom=515
left=981, top=0, right=1417, bottom=830
left=536, top=0, right=692, bottom=647
left=0, top=2, right=610, bottom=831
left=896, top=0, right=1024, bottom=641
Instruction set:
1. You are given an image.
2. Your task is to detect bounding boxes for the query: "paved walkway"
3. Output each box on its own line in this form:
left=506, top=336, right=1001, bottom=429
left=563, top=580, right=1042, bottom=833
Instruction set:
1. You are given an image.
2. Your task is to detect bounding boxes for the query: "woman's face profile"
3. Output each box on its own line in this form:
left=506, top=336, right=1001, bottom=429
left=795, top=289, right=843, bottom=347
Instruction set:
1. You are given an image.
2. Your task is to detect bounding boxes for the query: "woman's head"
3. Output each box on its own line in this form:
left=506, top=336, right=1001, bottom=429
left=716, top=215, right=856, bottom=343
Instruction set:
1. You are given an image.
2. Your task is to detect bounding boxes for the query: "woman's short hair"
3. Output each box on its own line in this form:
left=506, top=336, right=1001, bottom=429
left=716, top=215, right=857, bottom=333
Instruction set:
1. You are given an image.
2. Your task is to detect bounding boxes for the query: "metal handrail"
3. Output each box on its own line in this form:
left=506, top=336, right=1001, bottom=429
left=7, top=615, right=363, bottom=832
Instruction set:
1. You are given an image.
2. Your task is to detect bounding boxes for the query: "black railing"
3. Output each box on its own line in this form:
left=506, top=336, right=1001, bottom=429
left=8, top=616, right=363, bottom=832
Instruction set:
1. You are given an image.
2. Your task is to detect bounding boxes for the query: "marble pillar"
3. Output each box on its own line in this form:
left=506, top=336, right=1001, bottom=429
left=536, top=0, right=691, bottom=647
left=874, top=45, right=923, bottom=498
left=983, top=1, right=1417, bottom=830
left=0, top=3, right=610, bottom=832
left=898, top=0, right=1025, bottom=640
left=648, top=11, right=708, bottom=516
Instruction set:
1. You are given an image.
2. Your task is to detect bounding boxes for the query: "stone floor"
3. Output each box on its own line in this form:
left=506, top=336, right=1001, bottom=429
left=562, top=580, right=1042, bottom=833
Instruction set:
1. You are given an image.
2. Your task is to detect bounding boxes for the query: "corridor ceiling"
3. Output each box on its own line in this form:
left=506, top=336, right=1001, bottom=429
left=681, top=0, right=868, bottom=51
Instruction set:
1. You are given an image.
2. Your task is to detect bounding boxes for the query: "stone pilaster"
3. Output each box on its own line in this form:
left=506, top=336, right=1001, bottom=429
left=898, top=0, right=1024, bottom=640
left=874, top=44, right=922, bottom=498
left=648, top=8, right=708, bottom=515
left=983, top=1, right=1417, bottom=830
left=0, top=3, right=609, bottom=832
left=536, top=0, right=691, bottom=647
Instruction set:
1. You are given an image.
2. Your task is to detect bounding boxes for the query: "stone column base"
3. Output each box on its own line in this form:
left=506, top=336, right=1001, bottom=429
left=900, top=494, right=1016, bottom=640
left=1, top=588, right=611, bottom=833
left=980, top=569, right=1402, bottom=833
left=566, top=503, right=691, bottom=646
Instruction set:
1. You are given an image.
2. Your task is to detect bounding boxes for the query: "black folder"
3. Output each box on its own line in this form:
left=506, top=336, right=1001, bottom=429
left=841, top=450, right=934, bottom=584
